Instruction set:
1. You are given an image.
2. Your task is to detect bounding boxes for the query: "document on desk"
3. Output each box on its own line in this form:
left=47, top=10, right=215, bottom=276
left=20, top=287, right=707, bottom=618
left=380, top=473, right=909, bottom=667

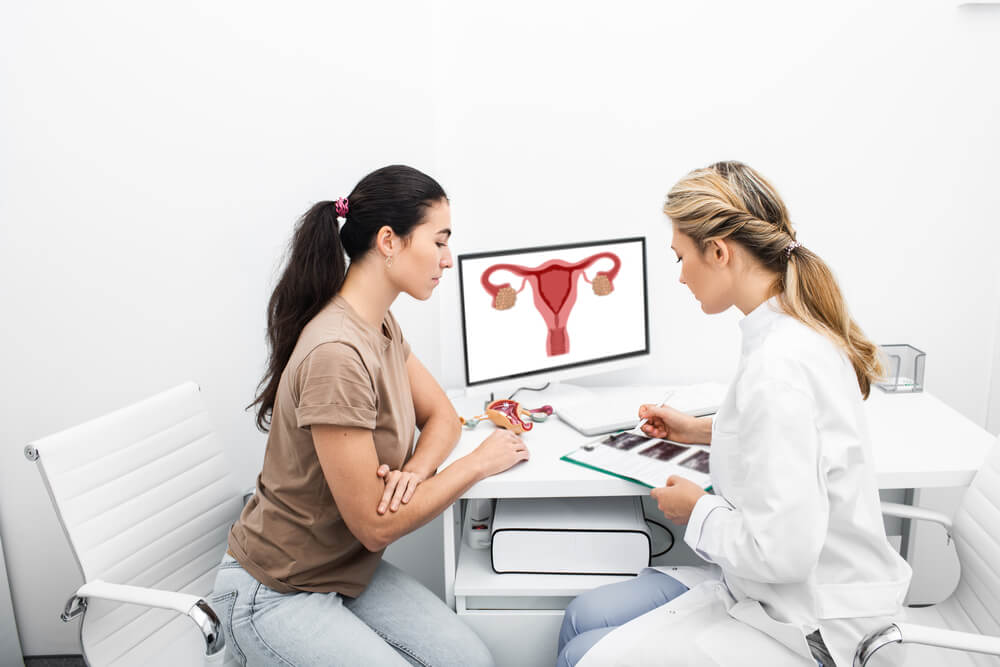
left=561, top=431, right=712, bottom=490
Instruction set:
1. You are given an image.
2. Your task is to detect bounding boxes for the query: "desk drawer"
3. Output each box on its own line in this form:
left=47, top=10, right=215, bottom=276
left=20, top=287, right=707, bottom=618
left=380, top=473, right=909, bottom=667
left=458, top=609, right=563, bottom=667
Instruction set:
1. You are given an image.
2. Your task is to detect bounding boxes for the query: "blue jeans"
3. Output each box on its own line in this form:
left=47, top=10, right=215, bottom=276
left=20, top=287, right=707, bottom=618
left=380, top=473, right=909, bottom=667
left=557, top=569, right=689, bottom=667
left=212, top=554, right=494, bottom=666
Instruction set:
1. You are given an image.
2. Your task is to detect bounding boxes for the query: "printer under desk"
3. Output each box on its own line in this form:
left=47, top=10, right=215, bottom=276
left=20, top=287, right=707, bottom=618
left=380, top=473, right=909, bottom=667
left=490, top=497, right=651, bottom=575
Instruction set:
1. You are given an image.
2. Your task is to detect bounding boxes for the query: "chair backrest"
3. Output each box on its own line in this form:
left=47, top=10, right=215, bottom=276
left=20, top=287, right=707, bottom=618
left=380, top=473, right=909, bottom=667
left=28, top=382, right=244, bottom=667
left=944, top=434, right=1000, bottom=640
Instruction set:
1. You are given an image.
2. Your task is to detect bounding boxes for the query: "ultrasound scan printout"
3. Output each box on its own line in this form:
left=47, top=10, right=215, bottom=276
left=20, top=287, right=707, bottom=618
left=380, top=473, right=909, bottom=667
left=564, top=431, right=712, bottom=490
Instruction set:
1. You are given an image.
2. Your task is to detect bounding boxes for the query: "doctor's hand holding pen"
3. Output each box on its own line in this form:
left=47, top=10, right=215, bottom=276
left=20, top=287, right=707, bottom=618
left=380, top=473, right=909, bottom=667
left=651, top=475, right=708, bottom=525
left=638, top=404, right=713, bottom=444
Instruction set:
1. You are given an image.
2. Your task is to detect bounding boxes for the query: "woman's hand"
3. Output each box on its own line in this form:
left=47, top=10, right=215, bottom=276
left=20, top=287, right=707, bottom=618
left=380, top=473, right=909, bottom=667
left=376, top=465, right=425, bottom=515
left=638, top=404, right=699, bottom=443
left=650, top=475, right=708, bottom=525
left=471, top=429, right=530, bottom=478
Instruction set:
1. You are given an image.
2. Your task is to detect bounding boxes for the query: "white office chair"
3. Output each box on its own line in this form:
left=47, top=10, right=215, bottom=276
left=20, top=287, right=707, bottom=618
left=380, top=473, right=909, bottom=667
left=25, top=382, right=245, bottom=667
left=855, top=435, right=1000, bottom=665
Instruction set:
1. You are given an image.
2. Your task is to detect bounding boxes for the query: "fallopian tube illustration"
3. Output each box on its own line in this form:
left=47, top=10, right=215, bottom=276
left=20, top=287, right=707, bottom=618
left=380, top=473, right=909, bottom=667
left=480, top=252, right=621, bottom=356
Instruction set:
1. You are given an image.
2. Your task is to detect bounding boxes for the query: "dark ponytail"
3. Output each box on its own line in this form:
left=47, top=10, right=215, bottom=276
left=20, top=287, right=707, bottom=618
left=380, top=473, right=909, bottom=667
left=250, top=165, right=447, bottom=431
left=249, top=202, right=346, bottom=431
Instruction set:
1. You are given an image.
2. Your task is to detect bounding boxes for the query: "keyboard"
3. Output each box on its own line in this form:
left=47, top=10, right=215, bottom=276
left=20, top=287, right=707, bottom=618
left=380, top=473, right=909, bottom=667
left=555, top=382, right=728, bottom=437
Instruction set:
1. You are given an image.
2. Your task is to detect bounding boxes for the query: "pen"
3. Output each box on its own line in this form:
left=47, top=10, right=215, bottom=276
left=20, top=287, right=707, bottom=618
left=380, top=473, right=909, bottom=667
left=634, top=389, right=676, bottom=433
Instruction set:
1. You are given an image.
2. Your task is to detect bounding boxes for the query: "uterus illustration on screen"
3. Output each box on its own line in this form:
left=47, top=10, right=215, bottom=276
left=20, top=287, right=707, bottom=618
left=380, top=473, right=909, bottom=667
left=479, top=252, right=621, bottom=356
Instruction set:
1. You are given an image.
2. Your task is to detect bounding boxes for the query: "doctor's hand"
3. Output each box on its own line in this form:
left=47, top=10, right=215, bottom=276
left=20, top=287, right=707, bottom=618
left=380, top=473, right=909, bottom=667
left=651, top=476, right=708, bottom=525
left=376, top=465, right=425, bottom=514
left=638, top=404, right=698, bottom=443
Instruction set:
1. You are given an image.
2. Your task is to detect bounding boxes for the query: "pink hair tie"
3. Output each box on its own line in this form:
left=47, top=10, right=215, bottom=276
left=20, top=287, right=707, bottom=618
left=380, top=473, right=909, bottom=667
left=334, top=197, right=349, bottom=218
left=785, top=241, right=801, bottom=258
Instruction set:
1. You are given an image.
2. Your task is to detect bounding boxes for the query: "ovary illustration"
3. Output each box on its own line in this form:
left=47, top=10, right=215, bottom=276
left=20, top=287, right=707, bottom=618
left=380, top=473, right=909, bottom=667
left=480, top=252, right=621, bottom=356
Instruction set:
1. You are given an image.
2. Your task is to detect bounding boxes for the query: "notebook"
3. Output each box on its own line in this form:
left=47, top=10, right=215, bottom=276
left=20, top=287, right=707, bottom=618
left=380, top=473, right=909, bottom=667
left=554, top=382, right=727, bottom=437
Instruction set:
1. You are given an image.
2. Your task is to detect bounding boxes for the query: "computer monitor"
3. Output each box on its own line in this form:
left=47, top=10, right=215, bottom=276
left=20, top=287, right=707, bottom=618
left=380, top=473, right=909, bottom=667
left=457, top=237, right=649, bottom=389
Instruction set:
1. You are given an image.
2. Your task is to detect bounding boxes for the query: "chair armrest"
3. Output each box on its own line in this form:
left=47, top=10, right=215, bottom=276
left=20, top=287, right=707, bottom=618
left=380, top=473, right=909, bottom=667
left=880, top=501, right=953, bottom=542
left=67, top=580, right=224, bottom=658
left=854, top=622, right=1000, bottom=666
left=77, top=580, right=202, bottom=614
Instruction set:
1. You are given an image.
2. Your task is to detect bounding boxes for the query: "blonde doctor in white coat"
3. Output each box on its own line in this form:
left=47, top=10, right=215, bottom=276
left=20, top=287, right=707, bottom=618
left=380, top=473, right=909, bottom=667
left=558, top=162, right=912, bottom=667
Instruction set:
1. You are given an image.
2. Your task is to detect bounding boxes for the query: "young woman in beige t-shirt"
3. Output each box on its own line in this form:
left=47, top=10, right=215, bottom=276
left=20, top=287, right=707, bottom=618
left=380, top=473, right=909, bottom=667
left=213, top=165, right=525, bottom=666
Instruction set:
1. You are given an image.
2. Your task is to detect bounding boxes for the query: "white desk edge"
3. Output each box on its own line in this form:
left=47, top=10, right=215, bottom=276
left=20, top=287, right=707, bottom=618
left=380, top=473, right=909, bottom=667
left=441, top=389, right=994, bottom=497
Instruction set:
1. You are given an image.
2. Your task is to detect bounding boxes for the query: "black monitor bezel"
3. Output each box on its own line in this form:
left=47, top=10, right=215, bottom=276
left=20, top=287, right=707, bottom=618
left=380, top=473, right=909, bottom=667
left=457, top=236, right=650, bottom=387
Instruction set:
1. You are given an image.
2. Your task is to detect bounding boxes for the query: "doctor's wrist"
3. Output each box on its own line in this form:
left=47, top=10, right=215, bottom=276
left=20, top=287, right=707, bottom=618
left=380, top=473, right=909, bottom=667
left=694, top=416, right=713, bottom=445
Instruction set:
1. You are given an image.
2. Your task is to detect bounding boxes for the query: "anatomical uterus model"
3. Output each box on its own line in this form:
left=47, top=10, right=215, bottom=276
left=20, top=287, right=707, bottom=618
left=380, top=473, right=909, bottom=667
left=480, top=252, right=621, bottom=356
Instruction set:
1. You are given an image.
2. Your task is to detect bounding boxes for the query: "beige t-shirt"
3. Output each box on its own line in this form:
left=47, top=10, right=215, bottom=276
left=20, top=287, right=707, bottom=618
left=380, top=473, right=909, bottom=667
left=228, top=294, right=415, bottom=596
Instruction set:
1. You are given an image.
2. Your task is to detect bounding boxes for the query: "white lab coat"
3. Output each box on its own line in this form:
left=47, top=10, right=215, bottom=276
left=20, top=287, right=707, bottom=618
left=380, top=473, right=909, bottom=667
left=579, top=298, right=912, bottom=667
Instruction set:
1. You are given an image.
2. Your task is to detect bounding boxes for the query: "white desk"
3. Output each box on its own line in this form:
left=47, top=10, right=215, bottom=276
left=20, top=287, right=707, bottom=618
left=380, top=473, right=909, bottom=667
left=439, top=388, right=995, bottom=667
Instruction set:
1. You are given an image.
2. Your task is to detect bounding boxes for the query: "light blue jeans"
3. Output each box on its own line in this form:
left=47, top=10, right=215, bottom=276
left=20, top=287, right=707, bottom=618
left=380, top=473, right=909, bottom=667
left=211, top=554, right=494, bottom=666
left=557, top=569, right=689, bottom=667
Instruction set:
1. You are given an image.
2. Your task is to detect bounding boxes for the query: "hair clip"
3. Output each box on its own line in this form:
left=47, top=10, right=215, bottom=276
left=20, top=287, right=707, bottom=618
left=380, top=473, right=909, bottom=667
left=334, top=197, right=349, bottom=219
left=785, top=241, right=801, bottom=258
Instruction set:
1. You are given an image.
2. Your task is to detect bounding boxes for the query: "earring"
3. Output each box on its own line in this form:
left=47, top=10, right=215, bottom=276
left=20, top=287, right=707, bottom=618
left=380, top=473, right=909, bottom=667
left=385, top=255, right=394, bottom=269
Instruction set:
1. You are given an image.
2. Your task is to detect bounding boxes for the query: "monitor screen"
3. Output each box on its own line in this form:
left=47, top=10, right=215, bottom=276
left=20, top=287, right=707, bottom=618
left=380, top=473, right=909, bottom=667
left=457, top=237, right=649, bottom=387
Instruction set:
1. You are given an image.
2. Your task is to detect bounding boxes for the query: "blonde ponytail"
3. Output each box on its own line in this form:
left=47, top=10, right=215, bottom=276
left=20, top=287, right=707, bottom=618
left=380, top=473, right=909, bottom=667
left=664, top=161, right=882, bottom=398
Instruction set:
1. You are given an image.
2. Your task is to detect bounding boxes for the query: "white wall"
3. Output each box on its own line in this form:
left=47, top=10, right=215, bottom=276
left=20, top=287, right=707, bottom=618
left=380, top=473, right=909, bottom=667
left=0, top=534, right=23, bottom=666
left=431, top=1, right=1000, bottom=415
left=0, top=0, right=441, bottom=654
left=2, top=0, right=999, bottom=656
